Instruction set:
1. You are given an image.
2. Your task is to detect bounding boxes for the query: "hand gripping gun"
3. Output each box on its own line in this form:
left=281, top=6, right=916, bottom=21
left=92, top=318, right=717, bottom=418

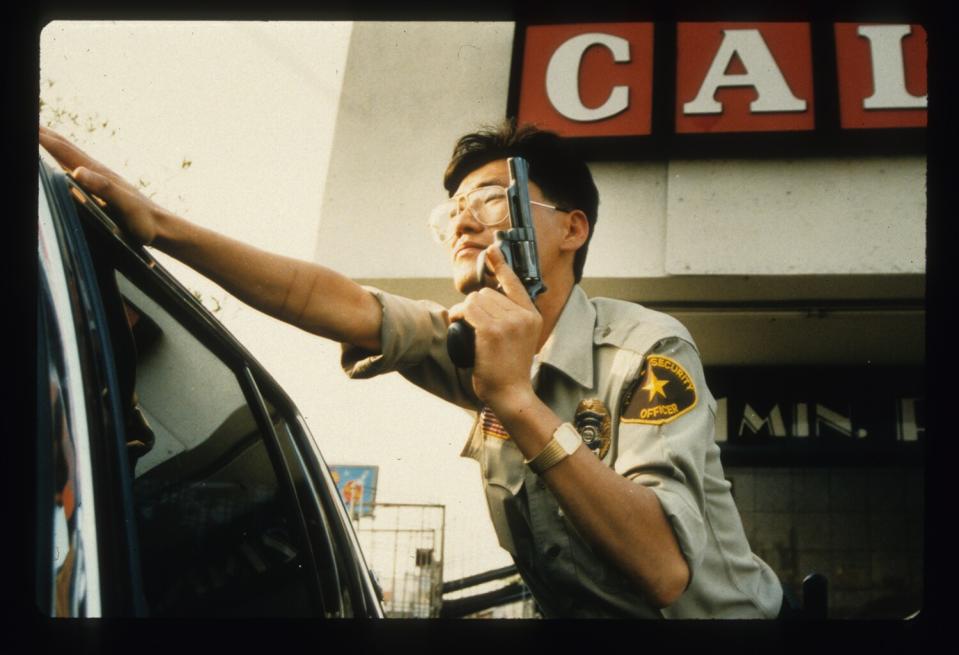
left=446, top=156, right=547, bottom=368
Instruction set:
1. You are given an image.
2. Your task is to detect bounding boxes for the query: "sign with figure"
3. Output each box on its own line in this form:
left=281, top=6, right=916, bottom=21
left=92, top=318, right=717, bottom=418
left=330, top=465, right=379, bottom=517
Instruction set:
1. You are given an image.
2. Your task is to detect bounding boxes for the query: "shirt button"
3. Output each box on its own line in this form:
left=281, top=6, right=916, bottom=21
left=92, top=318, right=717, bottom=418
left=545, top=545, right=561, bottom=559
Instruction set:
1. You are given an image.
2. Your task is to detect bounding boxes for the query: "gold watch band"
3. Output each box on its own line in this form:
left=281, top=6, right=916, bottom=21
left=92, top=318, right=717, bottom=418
left=525, top=423, right=583, bottom=475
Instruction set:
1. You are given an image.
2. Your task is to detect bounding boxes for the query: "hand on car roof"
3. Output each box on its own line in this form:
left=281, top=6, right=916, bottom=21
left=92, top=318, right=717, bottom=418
left=40, top=126, right=162, bottom=247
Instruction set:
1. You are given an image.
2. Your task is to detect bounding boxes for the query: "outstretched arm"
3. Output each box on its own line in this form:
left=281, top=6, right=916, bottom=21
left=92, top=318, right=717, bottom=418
left=40, top=127, right=383, bottom=351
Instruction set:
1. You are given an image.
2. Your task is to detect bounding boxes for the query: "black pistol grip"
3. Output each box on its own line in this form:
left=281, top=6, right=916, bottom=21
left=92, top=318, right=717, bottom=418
left=446, top=319, right=475, bottom=368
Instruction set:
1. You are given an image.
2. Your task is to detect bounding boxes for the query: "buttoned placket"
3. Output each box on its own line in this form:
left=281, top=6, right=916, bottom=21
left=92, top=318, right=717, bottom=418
left=524, top=357, right=576, bottom=579
left=480, top=286, right=598, bottom=593
left=529, top=355, right=549, bottom=492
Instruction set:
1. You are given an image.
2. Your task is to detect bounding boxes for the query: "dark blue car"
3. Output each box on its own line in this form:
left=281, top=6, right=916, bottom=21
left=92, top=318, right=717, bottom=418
left=36, top=159, right=384, bottom=618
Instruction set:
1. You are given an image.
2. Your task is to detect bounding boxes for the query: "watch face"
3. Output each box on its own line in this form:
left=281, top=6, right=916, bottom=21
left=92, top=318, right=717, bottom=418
left=556, top=423, right=585, bottom=455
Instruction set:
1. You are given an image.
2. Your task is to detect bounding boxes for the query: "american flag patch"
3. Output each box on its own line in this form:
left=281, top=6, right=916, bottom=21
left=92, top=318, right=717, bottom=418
left=481, top=406, right=511, bottom=440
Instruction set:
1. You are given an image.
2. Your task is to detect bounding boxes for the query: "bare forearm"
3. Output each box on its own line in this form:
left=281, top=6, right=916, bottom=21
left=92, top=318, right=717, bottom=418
left=37, top=127, right=381, bottom=347
left=495, top=394, right=689, bottom=608
left=152, top=209, right=382, bottom=350
left=543, top=449, right=689, bottom=607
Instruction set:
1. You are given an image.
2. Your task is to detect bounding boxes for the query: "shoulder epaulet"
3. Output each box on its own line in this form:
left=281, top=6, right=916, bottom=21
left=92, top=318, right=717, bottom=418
left=591, top=297, right=697, bottom=356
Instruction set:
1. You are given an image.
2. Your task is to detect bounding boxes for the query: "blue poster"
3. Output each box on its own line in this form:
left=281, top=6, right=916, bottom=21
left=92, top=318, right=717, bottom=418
left=330, top=465, right=378, bottom=516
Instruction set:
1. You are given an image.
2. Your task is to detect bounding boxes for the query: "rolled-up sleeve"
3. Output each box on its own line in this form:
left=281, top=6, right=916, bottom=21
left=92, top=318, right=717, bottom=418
left=613, top=338, right=713, bottom=580
left=341, top=286, right=476, bottom=408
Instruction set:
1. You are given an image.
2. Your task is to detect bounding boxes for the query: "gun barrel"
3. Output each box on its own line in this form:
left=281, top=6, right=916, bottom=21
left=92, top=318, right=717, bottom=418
left=507, top=157, right=533, bottom=229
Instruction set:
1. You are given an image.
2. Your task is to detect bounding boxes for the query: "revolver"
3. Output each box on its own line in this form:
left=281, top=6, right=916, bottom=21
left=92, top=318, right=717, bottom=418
left=446, top=156, right=547, bottom=368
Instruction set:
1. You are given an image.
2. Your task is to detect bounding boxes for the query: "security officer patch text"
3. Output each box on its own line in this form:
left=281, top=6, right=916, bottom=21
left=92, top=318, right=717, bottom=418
left=621, top=355, right=698, bottom=425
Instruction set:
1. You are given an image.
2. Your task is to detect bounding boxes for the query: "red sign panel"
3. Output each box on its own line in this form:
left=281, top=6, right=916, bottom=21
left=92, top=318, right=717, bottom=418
left=834, top=23, right=927, bottom=129
left=675, top=23, right=815, bottom=134
left=513, top=22, right=926, bottom=142
left=517, top=22, right=654, bottom=137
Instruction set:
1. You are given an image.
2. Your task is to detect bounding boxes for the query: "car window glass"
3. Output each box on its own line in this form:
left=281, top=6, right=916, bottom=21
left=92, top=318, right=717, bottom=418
left=268, top=406, right=355, bottom=617
left=39, top=288, right=88, bottom=617
left=114, top=271, right=318, bottom=617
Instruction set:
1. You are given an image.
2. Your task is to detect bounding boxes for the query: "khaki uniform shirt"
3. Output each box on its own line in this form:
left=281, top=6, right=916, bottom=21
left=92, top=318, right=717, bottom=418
left=342, top=285, right=783, bottom=618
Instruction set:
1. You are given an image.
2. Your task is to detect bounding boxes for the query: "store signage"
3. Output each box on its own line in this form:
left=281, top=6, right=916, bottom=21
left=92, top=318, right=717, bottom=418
left=516, top=22, right=926, bottom=137
left=714, top=397, right=924, bottom=443
left=519, top=22, right=655, bottom=138
left=834, top=23, right=928, bottom=128
left=705, top=366, right=924, bottom=462
left=675, top=23, right=815, bottom=134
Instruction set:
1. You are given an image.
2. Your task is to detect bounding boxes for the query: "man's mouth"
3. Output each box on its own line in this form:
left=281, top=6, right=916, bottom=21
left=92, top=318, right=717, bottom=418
left=454, top=242, right=486, bottom=259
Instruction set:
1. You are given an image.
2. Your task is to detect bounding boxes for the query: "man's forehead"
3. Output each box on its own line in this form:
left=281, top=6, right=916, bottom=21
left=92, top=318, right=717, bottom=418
left=454, top=158, right=547, bottom=200
left=454, top=159, right=510, bottom=194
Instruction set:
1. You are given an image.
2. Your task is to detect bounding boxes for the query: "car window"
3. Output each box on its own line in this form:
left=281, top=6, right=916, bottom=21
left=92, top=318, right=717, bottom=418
left=267, top=401, right=356, bottom=616
left=56, top=172, right=379, bottom=617
left=39, top=284, right=89, bottom=617
left=38, top=186, right=102, bottom=617
left=113, top=271, right=322, bottom=617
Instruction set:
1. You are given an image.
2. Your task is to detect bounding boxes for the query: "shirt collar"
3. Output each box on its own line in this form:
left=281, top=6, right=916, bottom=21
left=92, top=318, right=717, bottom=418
left=534, top=285, right=595, bottom=389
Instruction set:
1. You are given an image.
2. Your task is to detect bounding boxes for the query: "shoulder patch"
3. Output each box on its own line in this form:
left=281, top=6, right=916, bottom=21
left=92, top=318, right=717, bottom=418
left=621, top=355, right=697, bottom=425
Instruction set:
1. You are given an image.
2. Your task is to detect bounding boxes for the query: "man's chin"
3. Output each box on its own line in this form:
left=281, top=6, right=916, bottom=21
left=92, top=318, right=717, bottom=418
left=452, top=258, right=481, bottom=294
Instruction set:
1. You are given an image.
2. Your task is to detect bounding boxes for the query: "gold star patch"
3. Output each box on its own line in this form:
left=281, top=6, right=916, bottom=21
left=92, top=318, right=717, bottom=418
left=621, top=355, right=698, bottom=425
left=641, top=369, right=669, bottom=401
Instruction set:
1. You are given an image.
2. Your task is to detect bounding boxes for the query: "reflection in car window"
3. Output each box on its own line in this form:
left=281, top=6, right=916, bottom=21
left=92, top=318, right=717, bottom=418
left=40, top=290, right=87, bottom=617
left=114, top=272, right=318, bottom=617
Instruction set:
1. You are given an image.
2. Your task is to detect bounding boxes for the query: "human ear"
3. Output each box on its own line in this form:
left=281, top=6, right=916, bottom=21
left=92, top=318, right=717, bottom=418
left=561, top=209, right=590, bottom=252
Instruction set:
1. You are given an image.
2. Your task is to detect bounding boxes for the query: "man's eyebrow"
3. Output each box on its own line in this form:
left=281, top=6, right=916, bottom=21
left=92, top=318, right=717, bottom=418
left=472, top=181, right=507, bottom=190
left=452, top=180, right=506, bottom=196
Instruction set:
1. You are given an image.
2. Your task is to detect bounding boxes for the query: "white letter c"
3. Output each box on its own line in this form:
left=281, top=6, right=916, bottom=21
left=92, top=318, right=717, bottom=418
left=545, top=33, right=631, bottom=122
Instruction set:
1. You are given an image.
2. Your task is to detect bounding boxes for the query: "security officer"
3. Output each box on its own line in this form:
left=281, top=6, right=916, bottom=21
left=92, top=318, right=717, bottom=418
left=40, top=122, right=783, bottom=618
left=342, top=123, right=784, bottom=618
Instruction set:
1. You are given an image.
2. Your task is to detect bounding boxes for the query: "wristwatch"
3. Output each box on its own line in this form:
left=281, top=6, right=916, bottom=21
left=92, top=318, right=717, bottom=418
left=524, top=423, right=583, bottom=475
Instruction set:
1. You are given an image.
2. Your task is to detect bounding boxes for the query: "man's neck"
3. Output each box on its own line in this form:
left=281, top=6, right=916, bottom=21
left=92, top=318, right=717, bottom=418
left=534, top=275, right=576, bottom=353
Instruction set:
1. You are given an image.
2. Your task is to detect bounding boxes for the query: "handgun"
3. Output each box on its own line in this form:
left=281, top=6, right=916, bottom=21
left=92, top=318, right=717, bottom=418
left=446, top=156, right=547, bottom=368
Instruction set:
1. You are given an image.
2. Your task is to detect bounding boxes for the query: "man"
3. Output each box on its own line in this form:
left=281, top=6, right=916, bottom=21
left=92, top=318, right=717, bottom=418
left=40, top=121, right=784, bottom=618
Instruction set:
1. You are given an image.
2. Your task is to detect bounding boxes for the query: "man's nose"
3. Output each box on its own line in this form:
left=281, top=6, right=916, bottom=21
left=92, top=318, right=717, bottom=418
left=451, top=199, right=484, bottom=237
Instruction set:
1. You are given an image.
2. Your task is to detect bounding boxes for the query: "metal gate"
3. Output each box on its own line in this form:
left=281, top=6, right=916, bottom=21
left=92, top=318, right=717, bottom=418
left=350, top=502, right=445, bottom=618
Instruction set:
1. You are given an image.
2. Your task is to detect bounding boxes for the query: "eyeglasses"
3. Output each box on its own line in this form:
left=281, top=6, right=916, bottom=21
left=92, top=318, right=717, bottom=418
left=428, top=185, right=570, bottom=243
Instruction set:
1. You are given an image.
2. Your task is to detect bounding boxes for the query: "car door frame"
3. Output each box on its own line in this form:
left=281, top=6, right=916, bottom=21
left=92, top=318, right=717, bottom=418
left=40, top=160, right=384, bottom=618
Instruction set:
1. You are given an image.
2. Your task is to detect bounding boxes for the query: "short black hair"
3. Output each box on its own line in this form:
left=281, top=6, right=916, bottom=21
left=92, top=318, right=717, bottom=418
left=443, top=120, right=599, bottom=283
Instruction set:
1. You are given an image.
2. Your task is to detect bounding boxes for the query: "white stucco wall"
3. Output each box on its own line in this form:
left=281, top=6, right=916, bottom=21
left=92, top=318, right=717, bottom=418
left=665, top=157, right=926, bottom=275
left=315, top=22, right=517, bottom=279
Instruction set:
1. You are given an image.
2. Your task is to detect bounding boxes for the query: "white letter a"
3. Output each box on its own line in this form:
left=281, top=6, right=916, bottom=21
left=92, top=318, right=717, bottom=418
left=683, top=29, right=807, bottom=115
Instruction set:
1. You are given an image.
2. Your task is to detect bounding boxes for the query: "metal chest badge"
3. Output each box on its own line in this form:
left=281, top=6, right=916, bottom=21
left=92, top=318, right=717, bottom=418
left=574, top=398, right=611, bottom=459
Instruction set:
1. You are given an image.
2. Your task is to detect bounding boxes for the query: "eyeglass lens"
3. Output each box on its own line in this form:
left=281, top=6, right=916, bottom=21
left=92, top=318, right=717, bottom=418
left=429, top=187, right=509, bottom=241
